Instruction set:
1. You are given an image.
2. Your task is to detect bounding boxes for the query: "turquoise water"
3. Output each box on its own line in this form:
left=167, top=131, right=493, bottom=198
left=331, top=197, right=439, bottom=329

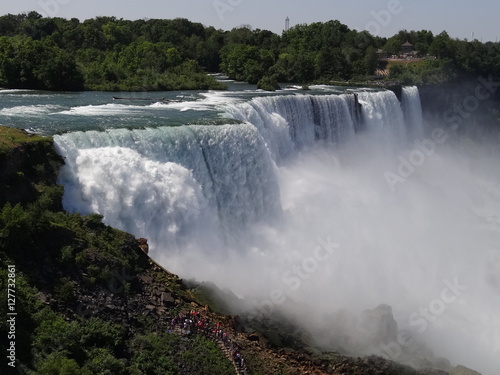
left=0, top=80, right=375, bottom=135
left=0, top=89, right=225, bottom=135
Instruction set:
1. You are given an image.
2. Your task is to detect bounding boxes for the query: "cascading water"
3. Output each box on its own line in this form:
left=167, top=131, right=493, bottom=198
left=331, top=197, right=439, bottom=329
left=357, top=90, right=408, bottom=146
left=55, top=124, right=281, bottom=251
left=54, top=87, right=500, bottom=375
left=224, top=94, right=358, bottom=161
left=401, top=86, right=425, bottom=140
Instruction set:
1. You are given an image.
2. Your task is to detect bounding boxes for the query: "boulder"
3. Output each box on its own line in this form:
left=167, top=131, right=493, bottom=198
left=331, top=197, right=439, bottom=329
left=248, top=333, right=260, bottom=342
left=139, top=274, right=153, bottom=285
left=137, top=238, right=149, bottom=255
left=161, top=292, right=176, bottom=306
left=360, top=304, right=398, bottom=345
left=449, top=365, right=482, bottom=375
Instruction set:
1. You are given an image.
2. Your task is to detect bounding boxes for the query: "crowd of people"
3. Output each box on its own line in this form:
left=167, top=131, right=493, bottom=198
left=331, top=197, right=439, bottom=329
left=169, top=310, right=247, bottom=373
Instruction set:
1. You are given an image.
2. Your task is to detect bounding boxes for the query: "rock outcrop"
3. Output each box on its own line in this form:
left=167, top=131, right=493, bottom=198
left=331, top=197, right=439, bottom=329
left=361, top=304, right=399, bottom=345
left=450, top=365, right=483, bottom=375
left=137, top=237, right=149, bottom=254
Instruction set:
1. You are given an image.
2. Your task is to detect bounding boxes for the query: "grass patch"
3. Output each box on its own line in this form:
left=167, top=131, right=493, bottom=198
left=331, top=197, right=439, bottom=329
left=385, top=59, right=427, bottom=71
left=0, top=127, right=48, bottom=155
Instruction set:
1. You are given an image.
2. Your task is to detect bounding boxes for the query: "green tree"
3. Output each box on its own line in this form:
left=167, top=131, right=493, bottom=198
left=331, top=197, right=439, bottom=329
left=383, top=36, right=403, bottom=55
left=0, top=36, right=83, bottom=90
left=316, top=47, right=350, bottom=80
left=37, top=354, right=87, bottom=375
left=220, top=43, right=258, bottom=81
left=0, top=13, right=26, bottom=36
left=35, top=43, right=84, bottom=90
left=364, top=46, right=379, bottom=75
left=82, top=348, right=127, bottom=375
left=429, top=31, right=456, bottom=59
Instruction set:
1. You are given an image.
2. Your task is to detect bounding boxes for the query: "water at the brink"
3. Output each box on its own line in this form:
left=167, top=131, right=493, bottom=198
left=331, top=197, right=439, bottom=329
left=2, top=85, right=497, bottom=374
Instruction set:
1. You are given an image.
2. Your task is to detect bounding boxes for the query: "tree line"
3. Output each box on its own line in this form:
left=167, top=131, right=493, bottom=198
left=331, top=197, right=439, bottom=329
left=0, top=11, right=499, bottom=91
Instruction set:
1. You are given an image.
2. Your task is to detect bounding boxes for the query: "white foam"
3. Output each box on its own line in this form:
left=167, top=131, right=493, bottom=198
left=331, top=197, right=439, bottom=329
left=282, top=85, right=303, bottom=91
left=54, top=93, right=246, bottom=116
left=0, top=89, right=37, bottom=94
left=165, top=91, right=246, bottom=112
left=56, top=103, right=144, bottom=116
left=67, top=146, right=210, bottom=240
left=309, top=84, right=345, bottom=93
left=0, top=104, right=64, bottom=116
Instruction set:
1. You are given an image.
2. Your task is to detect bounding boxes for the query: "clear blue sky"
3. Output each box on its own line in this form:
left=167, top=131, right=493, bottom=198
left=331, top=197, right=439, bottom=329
left=1, top=0, right=499, bottom=42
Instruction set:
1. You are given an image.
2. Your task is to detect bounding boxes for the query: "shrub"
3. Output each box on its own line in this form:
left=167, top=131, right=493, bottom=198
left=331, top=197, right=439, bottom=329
left=130, top=333, right=234, bottom=375
left=82, top=348, right=127, bottom=375
left=32, top=309, right=82, bottom=359
left=36, top=353, right=88, bottom=375
left=55, top=277, right=76, bottom=304
left=257, top=76, right=281, bottom=91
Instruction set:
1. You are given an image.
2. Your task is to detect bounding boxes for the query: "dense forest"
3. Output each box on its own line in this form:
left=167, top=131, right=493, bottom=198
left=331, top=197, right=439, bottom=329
left=0, top=11, right=500, bottom=91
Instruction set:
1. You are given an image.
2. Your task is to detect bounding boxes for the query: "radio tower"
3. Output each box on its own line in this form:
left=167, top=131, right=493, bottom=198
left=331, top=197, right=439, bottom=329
left=285, top=17, right=290, bottom=32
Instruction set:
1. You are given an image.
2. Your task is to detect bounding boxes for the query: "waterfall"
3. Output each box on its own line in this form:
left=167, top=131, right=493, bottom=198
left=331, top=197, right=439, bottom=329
left=401, top=86, right=424, bottom=140
left=223, top=90, right=422, bottom=163
left=55, top=124, right=281, bottom=250
left=54, top=89, right=422, bottom=249
left=357, top=90, right=408, bottom=146
left=53, top=86, right=500, bottom=374
left=225, top=94, right=358, bottom=161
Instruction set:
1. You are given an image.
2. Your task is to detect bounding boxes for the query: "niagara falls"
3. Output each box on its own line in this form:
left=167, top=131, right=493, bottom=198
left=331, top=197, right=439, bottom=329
left=1, top=7, right=500, bottom=373
left=26, top=85, right=495, bottom=374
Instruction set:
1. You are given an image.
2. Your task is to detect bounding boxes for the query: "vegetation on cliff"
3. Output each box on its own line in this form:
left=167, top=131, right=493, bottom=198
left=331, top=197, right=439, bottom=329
left=381, top=30, right=500, bottom=85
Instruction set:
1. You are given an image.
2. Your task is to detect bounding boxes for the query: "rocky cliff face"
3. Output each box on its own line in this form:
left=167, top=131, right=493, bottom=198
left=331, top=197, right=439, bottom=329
left=0, top=127, right=63, bottom=207
left=418, top=79, right=500, bottom=139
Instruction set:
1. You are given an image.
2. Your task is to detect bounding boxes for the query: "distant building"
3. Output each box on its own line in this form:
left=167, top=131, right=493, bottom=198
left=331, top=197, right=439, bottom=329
left=376, top=48, right=388, bottom=59
left=401, top=41, right=414, bottom=54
